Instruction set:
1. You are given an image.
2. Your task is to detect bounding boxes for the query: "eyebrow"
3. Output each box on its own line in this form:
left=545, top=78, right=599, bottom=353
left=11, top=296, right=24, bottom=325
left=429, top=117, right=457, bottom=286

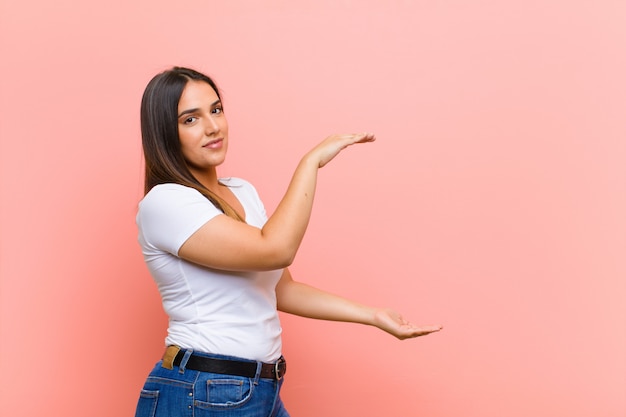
left=177, top=99, right=222, bottom=118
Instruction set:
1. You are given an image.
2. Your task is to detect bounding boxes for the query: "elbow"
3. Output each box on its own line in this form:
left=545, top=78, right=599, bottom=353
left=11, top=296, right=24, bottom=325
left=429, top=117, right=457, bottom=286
left=272, top=250, right=296, bottom=270
left=281, top=252, right=297, bottom=268
left=265, top=243, right=297, bottom=270
left=258, top=229, right=300, bottom=270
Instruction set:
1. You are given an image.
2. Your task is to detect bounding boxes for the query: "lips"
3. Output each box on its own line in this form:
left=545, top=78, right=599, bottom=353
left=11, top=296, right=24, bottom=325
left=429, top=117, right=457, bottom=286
left=203, top=138, right=223, bottom=149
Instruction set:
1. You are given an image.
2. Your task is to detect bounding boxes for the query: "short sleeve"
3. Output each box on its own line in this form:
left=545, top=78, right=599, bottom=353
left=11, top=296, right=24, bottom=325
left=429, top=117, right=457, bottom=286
left=137, top=184, right=222, bottom=255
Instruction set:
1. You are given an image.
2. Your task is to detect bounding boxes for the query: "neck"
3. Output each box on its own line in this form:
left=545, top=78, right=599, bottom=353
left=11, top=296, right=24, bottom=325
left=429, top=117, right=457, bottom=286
left=190, top=167, right=221, bottom=192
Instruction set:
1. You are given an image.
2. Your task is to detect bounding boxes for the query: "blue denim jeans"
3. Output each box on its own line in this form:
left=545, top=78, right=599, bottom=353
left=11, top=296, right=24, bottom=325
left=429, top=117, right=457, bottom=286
left=135, top=351, right=290, bottom=417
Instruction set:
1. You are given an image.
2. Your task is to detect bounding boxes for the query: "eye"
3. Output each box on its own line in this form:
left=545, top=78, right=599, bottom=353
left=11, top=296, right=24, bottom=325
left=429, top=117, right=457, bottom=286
left=212, top=107, right=223, bottom=115
left=183, top=116, right=197, bottom=124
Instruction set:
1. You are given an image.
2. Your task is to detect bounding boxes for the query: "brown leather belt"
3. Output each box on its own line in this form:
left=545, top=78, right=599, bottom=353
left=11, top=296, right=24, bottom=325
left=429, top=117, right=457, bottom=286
left=161, top=346, right=286, bottom=380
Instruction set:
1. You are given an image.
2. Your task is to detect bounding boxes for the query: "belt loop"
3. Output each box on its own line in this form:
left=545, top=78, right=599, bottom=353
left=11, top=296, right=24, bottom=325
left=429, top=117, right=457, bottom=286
left=179, top=349, right=193, bottom=374
left=253, top=360, right=262, bottom=385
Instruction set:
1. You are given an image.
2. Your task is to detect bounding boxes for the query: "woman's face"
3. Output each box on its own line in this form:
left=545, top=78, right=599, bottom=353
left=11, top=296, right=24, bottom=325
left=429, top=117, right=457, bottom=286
left=177, top=80, right=229, bottom=174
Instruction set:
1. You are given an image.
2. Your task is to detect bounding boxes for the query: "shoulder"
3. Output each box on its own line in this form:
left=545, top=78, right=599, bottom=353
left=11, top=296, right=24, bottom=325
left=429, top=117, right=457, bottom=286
left=137, top=183, right=223, bottom=251
left=144, top=183, right=203, bottom=199
left=138, top=183, right=217, bottom=221
left=140, top=183, right=204, bottom=207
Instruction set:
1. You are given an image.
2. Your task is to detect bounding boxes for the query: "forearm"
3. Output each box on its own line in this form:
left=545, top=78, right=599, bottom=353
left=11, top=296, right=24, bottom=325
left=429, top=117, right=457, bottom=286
left=276, top=272, right=376, bottom=326
left=276, top=269, right=444, bottom=340
left=261, top=133, right=375, bottom=264
left=261, top=155, right=319, bottom=264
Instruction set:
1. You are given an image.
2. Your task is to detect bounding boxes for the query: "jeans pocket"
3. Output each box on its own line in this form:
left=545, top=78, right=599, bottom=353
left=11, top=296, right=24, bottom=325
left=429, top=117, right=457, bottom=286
left=195, top=377, right=254, bottom=409
left=135, top=389, right=159, bottom=417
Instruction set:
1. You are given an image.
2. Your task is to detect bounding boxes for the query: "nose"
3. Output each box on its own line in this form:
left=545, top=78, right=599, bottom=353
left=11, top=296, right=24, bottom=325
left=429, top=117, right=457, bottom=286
left=204, top=116, right=220, bottom=135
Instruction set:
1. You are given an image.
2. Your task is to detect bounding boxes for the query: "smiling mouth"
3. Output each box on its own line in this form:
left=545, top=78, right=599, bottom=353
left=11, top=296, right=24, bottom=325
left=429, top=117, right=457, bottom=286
left=203, top=138, right=223, bottom=148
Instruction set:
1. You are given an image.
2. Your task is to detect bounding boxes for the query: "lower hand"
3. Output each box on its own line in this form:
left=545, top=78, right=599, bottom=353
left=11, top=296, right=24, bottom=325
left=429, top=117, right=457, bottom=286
left=373, top=308, right=443, bottom=340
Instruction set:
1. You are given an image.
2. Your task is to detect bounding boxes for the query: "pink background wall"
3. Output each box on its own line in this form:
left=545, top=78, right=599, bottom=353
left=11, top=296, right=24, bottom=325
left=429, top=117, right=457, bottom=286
left=1, top=1, right=624, bottom=416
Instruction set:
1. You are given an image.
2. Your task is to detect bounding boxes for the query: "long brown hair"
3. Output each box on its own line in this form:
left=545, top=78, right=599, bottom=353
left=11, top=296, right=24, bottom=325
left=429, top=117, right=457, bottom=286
left=140, top=67, right=243, bottom=221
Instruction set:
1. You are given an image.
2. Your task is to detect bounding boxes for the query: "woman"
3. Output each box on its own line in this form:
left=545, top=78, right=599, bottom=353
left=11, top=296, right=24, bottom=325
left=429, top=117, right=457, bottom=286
left=134, top=66, right=441, bottom=417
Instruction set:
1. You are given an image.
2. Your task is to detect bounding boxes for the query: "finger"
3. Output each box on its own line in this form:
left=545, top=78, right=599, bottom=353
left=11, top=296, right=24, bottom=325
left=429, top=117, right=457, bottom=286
left=418, top=325, right=443, bottom=332
left=355, top=132, right=376, bottom=143
left=418, top=326, right=443, bottom=335
left=404, top=325, right=443, bottom=338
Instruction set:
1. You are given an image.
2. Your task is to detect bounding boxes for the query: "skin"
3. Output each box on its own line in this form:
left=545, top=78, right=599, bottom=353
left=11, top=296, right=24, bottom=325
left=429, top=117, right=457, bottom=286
left=177, top=80, right=442, bottom=340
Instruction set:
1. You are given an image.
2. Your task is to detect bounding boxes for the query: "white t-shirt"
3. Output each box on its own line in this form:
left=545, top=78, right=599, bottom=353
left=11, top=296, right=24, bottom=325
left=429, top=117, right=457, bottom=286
left=136, top=178, right=283, bottom=362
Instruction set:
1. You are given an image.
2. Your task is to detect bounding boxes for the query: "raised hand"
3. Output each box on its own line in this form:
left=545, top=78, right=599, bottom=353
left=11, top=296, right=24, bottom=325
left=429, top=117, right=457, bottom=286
left=306, top=132, right=376, bottom=168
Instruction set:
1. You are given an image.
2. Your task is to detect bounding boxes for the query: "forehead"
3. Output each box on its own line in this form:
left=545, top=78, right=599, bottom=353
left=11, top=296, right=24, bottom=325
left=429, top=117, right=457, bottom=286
left=178, top=80, right=219, bottom=110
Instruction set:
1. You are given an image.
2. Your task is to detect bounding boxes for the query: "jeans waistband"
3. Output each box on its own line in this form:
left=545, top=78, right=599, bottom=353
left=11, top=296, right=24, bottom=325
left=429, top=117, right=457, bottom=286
left=161, top=346, right=287, bottom=380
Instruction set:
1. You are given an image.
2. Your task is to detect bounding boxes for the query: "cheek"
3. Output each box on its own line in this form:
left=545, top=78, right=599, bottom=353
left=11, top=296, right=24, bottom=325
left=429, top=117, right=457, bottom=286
left=179, top=128, right=200, bottom=147
left=220, top=117, right=229, bottom=133
left=178, top=137, right=196, bottom=161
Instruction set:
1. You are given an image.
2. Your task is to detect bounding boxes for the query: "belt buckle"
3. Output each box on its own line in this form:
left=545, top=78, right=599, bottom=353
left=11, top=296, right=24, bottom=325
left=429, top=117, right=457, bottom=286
left=274, top=357, right=286, bottom=380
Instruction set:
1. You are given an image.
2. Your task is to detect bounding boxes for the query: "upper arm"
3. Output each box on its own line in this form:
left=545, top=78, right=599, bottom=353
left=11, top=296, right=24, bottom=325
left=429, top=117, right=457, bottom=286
left=138, top=183, right=293, bottom=272
left=178, top=214, right=294, bottom=271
